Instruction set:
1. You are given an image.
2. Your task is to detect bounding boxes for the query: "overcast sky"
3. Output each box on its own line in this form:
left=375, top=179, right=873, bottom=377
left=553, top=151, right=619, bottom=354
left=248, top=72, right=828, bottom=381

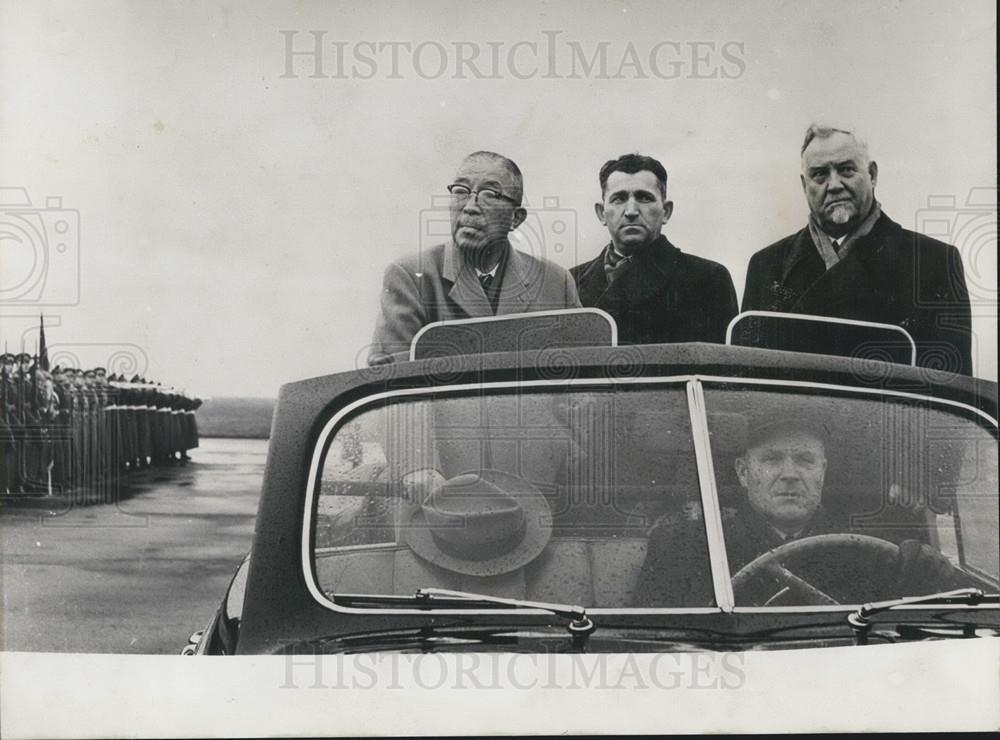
left=2, top=0, right=996, bottom=397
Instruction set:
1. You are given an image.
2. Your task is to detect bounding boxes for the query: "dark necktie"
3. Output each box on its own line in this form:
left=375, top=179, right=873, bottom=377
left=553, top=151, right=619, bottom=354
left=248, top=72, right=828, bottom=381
left=479, top=273, right=500, bottom=313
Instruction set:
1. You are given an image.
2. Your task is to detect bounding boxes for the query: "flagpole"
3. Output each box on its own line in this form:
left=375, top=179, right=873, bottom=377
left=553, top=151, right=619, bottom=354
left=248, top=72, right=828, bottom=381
left=39, top=313, right=48, bottom=372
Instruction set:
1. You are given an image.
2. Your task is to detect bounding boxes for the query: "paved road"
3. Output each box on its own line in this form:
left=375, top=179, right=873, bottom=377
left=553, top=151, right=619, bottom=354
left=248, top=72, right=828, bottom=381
left=0, top=438, right=265, bottom=654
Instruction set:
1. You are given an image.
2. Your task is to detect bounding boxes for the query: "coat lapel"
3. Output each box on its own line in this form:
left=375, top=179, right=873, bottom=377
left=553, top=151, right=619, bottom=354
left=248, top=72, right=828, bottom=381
left=496, top=245, right=537, bottom=315
left=574, top=253, right=609, bottom=306
left=792, top=215, right=898, bottom=315
left=444, top=240, right=494, bottom=318
left=781, top=229, right=824, bottom=287
left=599, top=236, right=680, bottom=308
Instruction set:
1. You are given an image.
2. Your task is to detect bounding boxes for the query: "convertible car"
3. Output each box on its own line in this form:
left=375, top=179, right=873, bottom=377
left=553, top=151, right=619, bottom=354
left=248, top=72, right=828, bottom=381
left=184, top=310, right=998, bottom=655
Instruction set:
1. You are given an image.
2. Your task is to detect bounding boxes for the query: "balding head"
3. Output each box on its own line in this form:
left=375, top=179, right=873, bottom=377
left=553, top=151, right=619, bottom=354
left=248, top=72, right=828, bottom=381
left=799, top=124, right=878, bottom=237
left=449, top=151, right=527, bottom=256
left=460, top=151, right=524, bottom=206
left=800, top=124, right=871, bottom=168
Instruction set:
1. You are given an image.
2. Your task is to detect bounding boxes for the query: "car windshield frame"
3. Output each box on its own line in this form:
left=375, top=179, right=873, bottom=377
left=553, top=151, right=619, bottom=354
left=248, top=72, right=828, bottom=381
left=301, top=374, right=999, bottom=618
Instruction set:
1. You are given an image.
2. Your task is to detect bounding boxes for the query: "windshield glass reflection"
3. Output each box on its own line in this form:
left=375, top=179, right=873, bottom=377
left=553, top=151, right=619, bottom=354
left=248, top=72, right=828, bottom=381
left=701, top=387, right=998, bottom=607
left=312, top=385, right=712, bottom=608
left=311, top=382, right=998, bottom=611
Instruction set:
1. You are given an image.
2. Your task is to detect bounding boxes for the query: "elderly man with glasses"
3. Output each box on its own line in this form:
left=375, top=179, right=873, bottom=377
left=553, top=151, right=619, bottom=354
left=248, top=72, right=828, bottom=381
left=368, top=151, right=581, bottom=365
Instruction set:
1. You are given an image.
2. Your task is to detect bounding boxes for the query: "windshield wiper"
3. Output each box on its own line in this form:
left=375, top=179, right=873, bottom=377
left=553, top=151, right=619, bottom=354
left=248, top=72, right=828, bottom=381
left=415, top=588, right=597, bottom=642
left=847, top=588, right=999, bottom=635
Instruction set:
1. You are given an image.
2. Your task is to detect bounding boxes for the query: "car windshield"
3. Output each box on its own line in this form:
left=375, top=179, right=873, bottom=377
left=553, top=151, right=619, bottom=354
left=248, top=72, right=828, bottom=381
left=702, top=385, right=998, bottom=607
left=309, top=381, right=998, bottom=610
left=311, top=384, right=710, bottom=608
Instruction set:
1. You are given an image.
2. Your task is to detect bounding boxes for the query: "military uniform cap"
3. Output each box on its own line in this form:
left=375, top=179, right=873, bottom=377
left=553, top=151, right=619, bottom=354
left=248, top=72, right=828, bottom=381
left=15, top=352, right=31, bottom=361
left=744, top=409, right=831, bottom=450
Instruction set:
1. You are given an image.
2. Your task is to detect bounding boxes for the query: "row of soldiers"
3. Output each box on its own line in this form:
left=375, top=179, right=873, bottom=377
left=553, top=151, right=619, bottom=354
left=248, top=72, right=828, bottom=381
left=1, top=351, right=203, bottom=496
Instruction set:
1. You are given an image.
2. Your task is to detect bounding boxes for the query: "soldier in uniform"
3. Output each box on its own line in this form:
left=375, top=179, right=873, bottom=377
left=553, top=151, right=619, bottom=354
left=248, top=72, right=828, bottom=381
left=72, top=369, right=91, bottom=494
left=183, top=395, right=202, bottom=462
left=81, top=370, right=103, bottom=491
left=14, top=353, right=35, bottom=493
left=51, top=366, right=74, bottom=491
left=134, top=376, right=153, bottom=469
left=31, top=367, right=59, bottom=494
left=116, top=375, right=139, bottom=471
left=1, top=353, right=18, bottom=493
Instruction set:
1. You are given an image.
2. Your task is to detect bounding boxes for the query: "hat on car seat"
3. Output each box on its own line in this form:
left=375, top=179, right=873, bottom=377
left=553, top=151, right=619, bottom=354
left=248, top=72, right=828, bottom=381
left=401, top=470, right=553, bottom=576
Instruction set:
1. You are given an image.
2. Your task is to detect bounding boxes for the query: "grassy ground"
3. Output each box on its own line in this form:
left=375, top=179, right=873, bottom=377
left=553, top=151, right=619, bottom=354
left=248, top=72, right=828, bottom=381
left=196, top=397, right=275, bottom=439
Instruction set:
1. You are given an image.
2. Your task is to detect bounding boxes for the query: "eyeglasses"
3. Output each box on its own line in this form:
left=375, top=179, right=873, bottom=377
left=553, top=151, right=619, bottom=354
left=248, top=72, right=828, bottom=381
left=447, top=183, right=519, bottom=207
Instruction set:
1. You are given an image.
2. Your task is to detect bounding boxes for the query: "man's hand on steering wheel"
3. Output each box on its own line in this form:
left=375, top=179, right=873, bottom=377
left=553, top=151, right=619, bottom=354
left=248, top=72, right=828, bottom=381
left=730, top=534, right=966, bottom=606
left=730, top=533, right=902, bottom=606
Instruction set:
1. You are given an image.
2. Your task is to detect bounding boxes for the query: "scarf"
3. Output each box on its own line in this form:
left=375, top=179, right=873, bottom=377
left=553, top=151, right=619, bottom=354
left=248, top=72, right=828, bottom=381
left=602, top=245, right=633, bottom=285
left=807, top=200, right=882, bottom=269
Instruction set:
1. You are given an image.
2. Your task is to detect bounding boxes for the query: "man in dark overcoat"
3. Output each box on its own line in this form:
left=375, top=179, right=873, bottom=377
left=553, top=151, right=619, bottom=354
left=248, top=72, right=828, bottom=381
left=741, top=124, right=972, bottom=375
left=571, top=153, right=737, bottom=345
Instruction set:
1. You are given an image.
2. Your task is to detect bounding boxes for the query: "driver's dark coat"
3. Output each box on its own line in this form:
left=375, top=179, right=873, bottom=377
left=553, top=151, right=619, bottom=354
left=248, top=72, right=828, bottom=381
left=633, top=503, right=967, bottom=607
left=633, top=506, right=838, bottom=607
left=571, top=236, right=738, bottom=345
left=741, top=212, right=973, bottom=375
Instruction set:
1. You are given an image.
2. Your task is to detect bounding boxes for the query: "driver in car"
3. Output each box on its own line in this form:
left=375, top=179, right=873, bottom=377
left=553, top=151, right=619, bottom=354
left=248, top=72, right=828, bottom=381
left=634, top=415, right=969, bottom=607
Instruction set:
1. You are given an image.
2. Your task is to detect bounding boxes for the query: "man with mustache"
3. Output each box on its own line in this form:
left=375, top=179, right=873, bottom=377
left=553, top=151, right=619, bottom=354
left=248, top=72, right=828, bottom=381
left=368, top=151, right=581, bottom=364
left=741, top=125, right=973, bottom=375
left=571, top=153, right=738, bottom=345
left=633, top=416, right=969, bottom=607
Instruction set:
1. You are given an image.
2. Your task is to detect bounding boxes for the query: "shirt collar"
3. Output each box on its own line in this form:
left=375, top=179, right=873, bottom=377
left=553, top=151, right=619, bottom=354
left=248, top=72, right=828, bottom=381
left=473, top=242, right=509, bottom=279
left=770, top=524, right=806, bottom=542
left=817, top=227, right=849, bottom=249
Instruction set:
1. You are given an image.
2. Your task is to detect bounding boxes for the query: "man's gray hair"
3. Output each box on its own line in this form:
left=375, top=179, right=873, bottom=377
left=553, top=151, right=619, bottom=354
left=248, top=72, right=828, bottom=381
left=462, top=150, right=524, bottom=206
left=800, top=124, right=871, bottom=164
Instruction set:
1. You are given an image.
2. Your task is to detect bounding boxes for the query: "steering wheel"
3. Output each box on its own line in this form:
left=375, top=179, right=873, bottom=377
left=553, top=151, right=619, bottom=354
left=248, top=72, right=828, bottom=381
left=730, top=533, right=901, bottom=606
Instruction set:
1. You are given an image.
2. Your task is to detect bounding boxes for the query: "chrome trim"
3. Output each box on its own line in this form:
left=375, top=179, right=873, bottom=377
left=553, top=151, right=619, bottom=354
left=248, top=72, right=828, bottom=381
left=725, top=310, right=918, bottom=366
left=733, top=603, right=999, bottom=614
left=325, top=603, right=724, bottom=616
left=302, top=373, right=998, bottom=616
left=409, top=308, right=619, bottom=362
left=694, top=375, right=998, bottom=428
left=316, top=542, right=397, bottom=554
left=687, top=378, right=735, bottom=612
